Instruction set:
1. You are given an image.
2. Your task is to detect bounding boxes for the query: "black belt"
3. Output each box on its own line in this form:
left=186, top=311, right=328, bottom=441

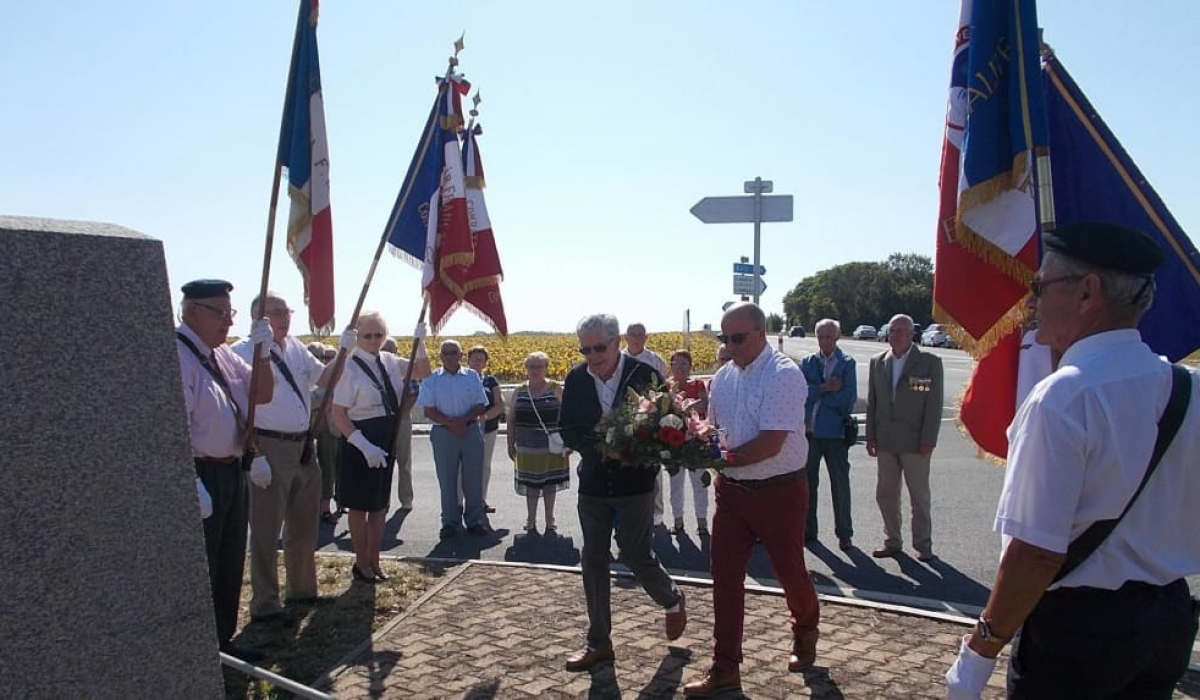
left=194, top=455, right=240, bottom=465
left=255, top=428, right=309, bottom=442
left=434, top=420, right=477, bottom=428
left=721, top=469, right=805, bottom=491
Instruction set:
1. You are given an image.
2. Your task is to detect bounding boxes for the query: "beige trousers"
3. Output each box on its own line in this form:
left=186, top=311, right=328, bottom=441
left=392, top=414, right=414, bottom=508
left=248, top=434, right=321, bottom=616
left=875, top=451, right=932, bottom=555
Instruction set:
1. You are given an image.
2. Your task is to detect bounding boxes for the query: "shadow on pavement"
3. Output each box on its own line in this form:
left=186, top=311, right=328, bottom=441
left=584, top=660, right=621, bottom=699
left=635, top=646, right=691, bottom=698
left=424, top=528, right=512, bottom=560
left=503, top=531, right=581, bottom=566
left=381, top=508, right=411, bottom=549
left=805, top=541, right=991, bottom=607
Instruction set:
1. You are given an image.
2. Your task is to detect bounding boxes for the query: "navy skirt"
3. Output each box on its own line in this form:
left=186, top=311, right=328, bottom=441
left=336, top=415, right=395, bottom=513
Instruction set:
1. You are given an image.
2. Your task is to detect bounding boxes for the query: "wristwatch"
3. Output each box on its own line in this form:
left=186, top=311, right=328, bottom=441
left=974, top=616, right=1011, bottom=645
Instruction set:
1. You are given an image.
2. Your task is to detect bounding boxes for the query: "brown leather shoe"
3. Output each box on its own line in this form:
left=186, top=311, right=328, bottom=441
left=871, top=546, right=901, bottom=558
left=564, top=647, right=615, bottom=671
left=788, top=627, right=819, bottom=671
left=683, top=666, right=741, bottom=697
left=665, top=591, right=688, bottom=640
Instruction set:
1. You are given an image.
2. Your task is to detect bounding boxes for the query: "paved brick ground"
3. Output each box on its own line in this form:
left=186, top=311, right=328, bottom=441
left=320, top=562, right=1200, bottom=699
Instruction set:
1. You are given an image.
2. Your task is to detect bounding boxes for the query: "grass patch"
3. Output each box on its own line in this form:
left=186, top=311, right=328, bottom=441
left=221, top=555, right=441, bottom=699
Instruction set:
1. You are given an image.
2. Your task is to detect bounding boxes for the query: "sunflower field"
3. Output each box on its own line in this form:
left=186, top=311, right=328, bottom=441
left=298, top=331, right=721, bottom=382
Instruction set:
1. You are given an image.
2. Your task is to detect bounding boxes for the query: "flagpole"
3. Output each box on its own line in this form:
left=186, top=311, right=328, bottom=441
left=246, top=1, right=308, bottom=455
left=1036, top=38, right=1057, bottom=238
left=314, top=42, right=463, bottom=432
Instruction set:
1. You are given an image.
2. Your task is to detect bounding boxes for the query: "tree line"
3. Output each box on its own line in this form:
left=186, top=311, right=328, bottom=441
left=782, top=253, right=934, bottom=332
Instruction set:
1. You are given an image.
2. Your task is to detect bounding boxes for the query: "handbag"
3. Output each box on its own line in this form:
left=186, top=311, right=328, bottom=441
left=842, top=414, right=859, bottom=447
left=529, top=385, right=565, bottom=455
left=1053, top=364, right=1191, bottom=583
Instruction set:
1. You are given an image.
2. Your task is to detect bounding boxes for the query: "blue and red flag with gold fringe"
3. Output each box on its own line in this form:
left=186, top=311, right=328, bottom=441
left=279, top=0, right=335, bottom=334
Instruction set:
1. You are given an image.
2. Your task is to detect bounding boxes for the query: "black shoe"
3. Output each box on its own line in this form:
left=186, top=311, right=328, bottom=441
left=221, top=643, right=265, bottom=663
left=439, top=525, right=457, bottom=539
left=286, top=595, right=336, bottom=606
left=351, top=564, right=377, bottom=584
left=467, top=524, right=492, bottom=536
left=484, top=504, right=496, bottom=514
left=249, top=610, right=283, bottom=623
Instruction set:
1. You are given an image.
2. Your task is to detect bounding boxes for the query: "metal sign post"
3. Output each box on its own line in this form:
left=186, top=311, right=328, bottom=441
left=691, top=177, right=792, bottom=305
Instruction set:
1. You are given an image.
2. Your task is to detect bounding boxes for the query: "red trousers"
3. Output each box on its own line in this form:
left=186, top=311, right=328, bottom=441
left=711, top=473, right=820, bottom=670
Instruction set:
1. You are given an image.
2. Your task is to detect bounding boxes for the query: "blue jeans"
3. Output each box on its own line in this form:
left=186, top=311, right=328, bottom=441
left=805, top=436, right=853, bottom=540
left=430, top=424, right=486, bottom=528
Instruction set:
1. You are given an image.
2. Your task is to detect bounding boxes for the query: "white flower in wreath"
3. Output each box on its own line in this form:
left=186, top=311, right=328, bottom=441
left=623, top=423, right=635, bottom=437
left=658, top=414, right=685, bottom=430
left=606, top=427, right=617, bottom=444
left=660, top=450, right=672, bottom=460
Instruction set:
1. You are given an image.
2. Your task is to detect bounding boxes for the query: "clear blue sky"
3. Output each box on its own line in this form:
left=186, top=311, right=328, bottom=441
left=3, top=1, right=1196, bottom=337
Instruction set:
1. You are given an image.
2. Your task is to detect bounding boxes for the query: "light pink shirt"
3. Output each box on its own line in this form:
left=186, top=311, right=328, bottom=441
left=708, top=344, right=808, bottom=480
left=177, top=323, right=252, bottom=459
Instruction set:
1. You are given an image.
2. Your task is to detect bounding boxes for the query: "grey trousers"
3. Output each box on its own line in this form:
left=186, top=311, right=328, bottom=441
left=392, top=414, right=414, bottom=507
left=430, top=424, right=485, bottom=528
left=578, top=491, right=681, bottom=651
left=876, top=450, right=932, bottom=554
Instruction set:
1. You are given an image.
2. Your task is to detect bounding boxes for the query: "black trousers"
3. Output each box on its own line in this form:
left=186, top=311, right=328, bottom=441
left=1009, top=578, right=1198, bottom=699
left=196, top=458, right=249, bottom=647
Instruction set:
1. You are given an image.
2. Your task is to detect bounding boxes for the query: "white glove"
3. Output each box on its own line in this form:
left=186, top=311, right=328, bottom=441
left=250, top=318, right=274, bottom=358
left=945, top=635, right=999, bottom=700
left=249, top=454, right=273, bottom=488
left=339, top=328, right=358, bottom=351
left=348, top=430, right=388, bottom=469
left=412, top=321, right=428, bottom=339
left=196, top=477, right=213, bottom=519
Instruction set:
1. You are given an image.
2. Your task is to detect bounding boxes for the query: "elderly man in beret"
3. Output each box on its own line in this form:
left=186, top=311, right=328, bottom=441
left=946, top=223, right=1200, bottom=699
left=177, top=279, right=275, bottom=661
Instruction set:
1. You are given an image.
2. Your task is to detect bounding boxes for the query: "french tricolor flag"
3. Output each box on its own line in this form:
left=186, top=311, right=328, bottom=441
left=279, top=0, right=335, bottom=334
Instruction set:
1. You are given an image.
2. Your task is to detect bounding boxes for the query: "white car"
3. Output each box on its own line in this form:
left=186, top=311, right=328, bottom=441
left=921, top=324, right=955, bottom=348
left=852, top=325, right=877, bottom=340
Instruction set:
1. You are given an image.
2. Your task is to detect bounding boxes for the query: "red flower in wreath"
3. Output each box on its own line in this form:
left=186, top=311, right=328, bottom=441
left=634, top=426, right=655, bottom=443
left=659, top=426, right=687, bottom=448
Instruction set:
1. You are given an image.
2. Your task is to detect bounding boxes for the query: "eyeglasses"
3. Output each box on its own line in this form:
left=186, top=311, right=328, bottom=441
left=716, top=331, right=752, bottom=345
left=1030, top=274, right=1084, bottom=298
left=264, top=308, right=294, bottom=317
left=361, top=332, right=386, bottom=340
left=194, top=302, right=236, bottom=321
left=579, top=342, right=610, bottom=355
left=441, top=350, right=462, bottom=357
left=525, top=364, right=547, bottom=370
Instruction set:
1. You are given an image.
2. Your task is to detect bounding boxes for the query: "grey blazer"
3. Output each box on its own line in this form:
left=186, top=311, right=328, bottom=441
left=865, top=345, right=944, bottom=454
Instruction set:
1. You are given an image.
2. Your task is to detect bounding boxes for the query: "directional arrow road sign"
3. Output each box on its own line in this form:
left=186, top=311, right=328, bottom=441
left=690, top=195, right=794, bottom=224
left=733, top=262, right=767, bottom=275
left=732, top=274, right=767, bottom=297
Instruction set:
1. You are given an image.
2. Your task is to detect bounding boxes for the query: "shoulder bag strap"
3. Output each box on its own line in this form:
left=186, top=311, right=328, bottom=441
left=527, top=385, right=553, bottom=435
left=350, top=356, right=397, bottom=417
left=177, top=332, right=247, bottom=431
left=1054, top=364, right=1192, bottom=583
left=269, top=349, right=307, bottom=405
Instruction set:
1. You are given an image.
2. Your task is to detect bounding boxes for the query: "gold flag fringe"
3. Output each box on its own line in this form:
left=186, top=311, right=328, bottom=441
left=954, top=149, right=1037, bottom=287
left=932, top=298, right=1031, bottom=360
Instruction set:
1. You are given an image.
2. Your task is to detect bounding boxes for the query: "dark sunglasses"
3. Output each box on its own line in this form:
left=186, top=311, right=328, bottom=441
left=578, top=342, right=610, bottom=355
left=717, top=331, right=752, bottom=345
left=1029, top=274, right=1083, bottom=298
left=361, top=332, right=386, bottom=340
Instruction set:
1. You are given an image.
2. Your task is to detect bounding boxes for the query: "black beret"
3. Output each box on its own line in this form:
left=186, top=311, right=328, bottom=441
left=1043, top=222, right=1164, bottom=276
left=181, top=279, right=234, bottom=300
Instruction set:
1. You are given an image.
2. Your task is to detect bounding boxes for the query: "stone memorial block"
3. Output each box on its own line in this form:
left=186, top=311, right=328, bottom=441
left=0, top=216, right=223, bottom=698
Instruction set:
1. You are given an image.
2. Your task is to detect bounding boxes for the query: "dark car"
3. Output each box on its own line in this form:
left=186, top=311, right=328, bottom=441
left=788, top=325, right=806, bottom=338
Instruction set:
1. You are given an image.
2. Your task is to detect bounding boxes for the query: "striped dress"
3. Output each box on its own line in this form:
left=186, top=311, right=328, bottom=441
left=512, top=380, right=570, bottom=495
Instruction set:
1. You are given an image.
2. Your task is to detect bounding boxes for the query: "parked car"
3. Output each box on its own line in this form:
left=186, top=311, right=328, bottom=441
left=921, top=324, right=954, bottom=347
left=877, top=322, right=890, bottom=341
left=852, top=324, right=877, bottom=340
left=788, top=325, right=806, bottom=338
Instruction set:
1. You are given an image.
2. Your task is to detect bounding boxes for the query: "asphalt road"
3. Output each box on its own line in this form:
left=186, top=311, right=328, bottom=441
left=315, top=335, right=1197, bottom=625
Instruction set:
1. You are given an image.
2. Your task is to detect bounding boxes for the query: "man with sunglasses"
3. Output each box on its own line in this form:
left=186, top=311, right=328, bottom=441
left=684, top=303, right=820, bottom=697
left=559, top=313, right=687, bottom=672
left=176, top=279, right=275, bottom=661
left=231, top=293, right=346, bottom=623
left=946, top=223, right=1200, bottom=699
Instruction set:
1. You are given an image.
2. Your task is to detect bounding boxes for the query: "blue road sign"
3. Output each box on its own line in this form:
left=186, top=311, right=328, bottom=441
left=733, top=262, right=767, bottom=275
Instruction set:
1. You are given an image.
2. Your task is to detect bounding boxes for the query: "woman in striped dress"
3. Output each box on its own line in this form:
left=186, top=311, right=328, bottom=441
left=506, top=352, right=570, bottom=533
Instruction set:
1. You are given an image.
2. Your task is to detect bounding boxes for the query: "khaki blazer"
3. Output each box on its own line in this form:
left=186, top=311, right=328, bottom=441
left=865, top=344, right=944, bottom=454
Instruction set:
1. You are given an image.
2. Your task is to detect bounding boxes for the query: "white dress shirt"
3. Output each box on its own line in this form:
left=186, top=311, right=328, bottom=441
left=232, top=335, right=324, bottom=433
left=708, top=344, right=809, bottom=480
left=589, top=353, right=628, bottom=418
left=177, top=323, right=252, bottom=459
left=333, top=348, right=411, bottom=422
left=417, top=366, right=487, bottom=419
left=890, top=346, right=911, bottom=395
left=624, top=348, right=667, bottom=379
left=996, top=329, right=1200, bottom=589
